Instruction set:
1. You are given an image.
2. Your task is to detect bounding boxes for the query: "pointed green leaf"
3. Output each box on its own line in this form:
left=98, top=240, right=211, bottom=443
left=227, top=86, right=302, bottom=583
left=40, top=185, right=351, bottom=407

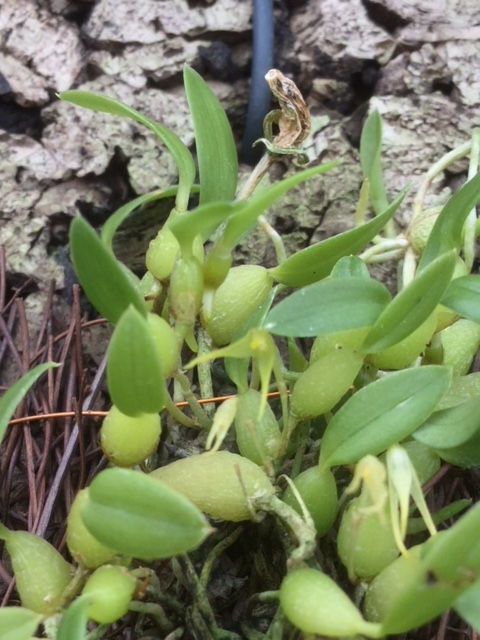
left=225, top=161, right=339, bottom=248
left=168, top=200, right=245, bottom=253
left=330, top=255, right=371, bottom=279
left=264, top=277, right=390, bottom=338
left=80, top=468, right=211, bottom=560
left=183, top=65, right=238, bottom=206
left=413, top=396, right=480, bottom=450
left=101, top=187, right=179, bottom=251
left=57, top=595, right=92, bottom=640
left=418, top=171, right=480, bottom=271
left=360, top=110, right=389, bottom=215
left=380, top=502, right=480, bottom=635
left=0, top=607, right=41, bottom=640
left=70, top=216, right=146, bottom=324
left=0, top=363, right=58, bottom=447
left=440, top=275, right=480, bottom=323
left=172, top=161, right=338, bottom=255
left=270, top=187, right=407, bottom=287
left=455, top=578, right=480, bottom=631
left=318, top=366, right=451, bottom=469
left=430, top=431, right=480, bottom=469
left=107, top=306, right=164, bottom=416
left=362, top=250, right=456, bottom=353
left=59, top=90, right=195, bottom=211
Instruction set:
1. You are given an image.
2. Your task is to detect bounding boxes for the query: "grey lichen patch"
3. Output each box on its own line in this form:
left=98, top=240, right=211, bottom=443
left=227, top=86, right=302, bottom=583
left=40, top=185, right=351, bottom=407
left=0, top=54, right=50, bottom=107
left=291, top=0, right=395, bottom=63
left=84, top=0, right=250, bottom=45
left=0, top=0, right=84, bottom=105
left=43, top=78, right=194, bottom=191
left=34, top=179, right=113, bottom=219
left=89, top=39, right=207, bottom=88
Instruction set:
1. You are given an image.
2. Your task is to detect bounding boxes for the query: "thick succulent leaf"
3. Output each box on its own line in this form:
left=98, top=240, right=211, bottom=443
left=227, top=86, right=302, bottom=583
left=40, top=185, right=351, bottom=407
left=318, top=366, right=451, bottom=469
left=70, top=216, right=146, bottom=324
left=360, top=110, right=389, bottom=215
left=413, top=396, right=480, bottom=450
left=440, top=275, right=480, bottom=323
left=380, top=503, right=480, bottom=635
left=0, top=363, right=58, bottom=447
left=0, top=608, right=41, bottom=640
left=59, top=90, right=195, bottom=211
left=455, top=578, right=480, bottom=632
left=80, top=468, right=211, bottom=560
left=264, top=277, right=390, bottom=338
left=183, top=65, right=238, bottom=206
left=101, top=187, right=179, bottom=251
left=362, top=250, right=456, bottom=353
left=270, top=187, right=407, bottom=287
left=57, top=595, right=92, bottom=640
left=106, top=306, right=164, bottom=416
left=418, top=171, right=480, bottom=271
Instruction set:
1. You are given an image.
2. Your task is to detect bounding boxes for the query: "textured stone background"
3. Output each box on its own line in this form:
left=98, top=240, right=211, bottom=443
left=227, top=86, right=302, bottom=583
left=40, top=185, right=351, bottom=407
left=1, top=0, right=479, bottom=330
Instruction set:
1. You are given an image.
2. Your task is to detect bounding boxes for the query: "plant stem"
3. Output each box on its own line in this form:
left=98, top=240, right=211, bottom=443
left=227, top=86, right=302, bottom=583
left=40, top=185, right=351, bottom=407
left=252, top=493, right=317, bottom=567
left=163, top=390, right=197, bottom=428
left=236, top=154, right=275, bottom=201
left=463, top=128, right=480, bottom=271
left=176, top=371, right=212, bottom=429
left=197, top=327, right=215, bottom=418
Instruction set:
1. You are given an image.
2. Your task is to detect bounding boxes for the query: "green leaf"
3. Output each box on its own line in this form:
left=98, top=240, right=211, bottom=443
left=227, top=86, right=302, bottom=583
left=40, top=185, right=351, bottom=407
left=168, top=200, right=245, bottom=254
left=0, top=607, right=41, bottom=640
left=80, top=467, right=211, bottom=560
left=59, top=90, right=195, bottom=212
left=360, top=110, right=389, bottom=215
left=270, top=187, right=407, bottom=287
left=0, top=363, right=58, bottom=448
left=264, top=278, right=391, bottom=338
left=172, top=162, right=338, bottom=259
left=318, top=366, right=451, bottom=469
left=101, top=187, right=179, bottom=251
left=70, top=216, right=146, bottom=325
left=440, top=275, right=480, bottom=323
left=362, top=250, right=456, bottom=353
left=57, top=595, right=92, bottom=640
left=107, top=306, right=165, bottom=416
left=413, top=396, right=480, bottom=450
left=221, top=161, right=339, bottom=251
left=418, top=171, right=480, bottom=271
left=430, top=430, right=480, bottom=469
left=183, top=65, right=238, bottom=206
left=455, top=578, right=480, bottom=631
left=330, top=256, right=371, bottom=279
left=407, top=499, right=471, bottom=535
left=380, top=502, right=480, bottom=635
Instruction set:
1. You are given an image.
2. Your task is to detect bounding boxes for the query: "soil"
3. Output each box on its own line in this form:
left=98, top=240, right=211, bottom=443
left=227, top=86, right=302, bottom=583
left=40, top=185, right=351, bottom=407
left=1, top=0, right=480, bottom=638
